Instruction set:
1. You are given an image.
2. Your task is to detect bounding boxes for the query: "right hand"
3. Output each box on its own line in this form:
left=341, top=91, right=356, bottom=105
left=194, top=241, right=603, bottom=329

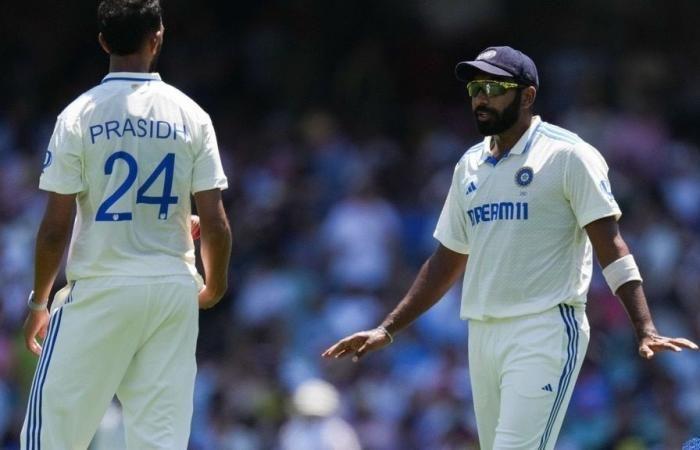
left=322, top=328, right=392, bottom=362
left=23, top=309, right=50, bottom=356
left=198, top=285, right=223, bottom=310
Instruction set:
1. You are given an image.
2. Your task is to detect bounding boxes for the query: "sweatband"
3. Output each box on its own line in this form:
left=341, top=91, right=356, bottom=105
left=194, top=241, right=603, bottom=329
left=602, top=254, right=643, bottom=293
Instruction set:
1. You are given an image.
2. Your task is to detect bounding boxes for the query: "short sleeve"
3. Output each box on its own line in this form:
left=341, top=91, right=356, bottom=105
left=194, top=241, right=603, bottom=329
left=564, top=142, right=621, bottom=227
left=433, top=164, right=470, bottom=254
left=191, top=115, right=228, bottom=194
left=39, top=116, right=86, bottom=194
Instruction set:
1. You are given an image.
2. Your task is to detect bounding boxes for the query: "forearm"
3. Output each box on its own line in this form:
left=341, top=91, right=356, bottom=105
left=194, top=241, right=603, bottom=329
left=585, top=217, right=658, bottom=342
left=615, top=281, right=656, bottom=340
left=200, top=217, right=232, bottom=296
left=33, top=227, right=71, bottom=302
left=381, top=247, right=466, bottom=335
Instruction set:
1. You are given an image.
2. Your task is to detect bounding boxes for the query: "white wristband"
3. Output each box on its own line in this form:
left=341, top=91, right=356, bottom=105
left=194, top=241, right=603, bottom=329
left=27, top=290, right=48, bottom=311
left=602, top=254, right=642, bottom=294
left=377, top=326, right=394, bottom=343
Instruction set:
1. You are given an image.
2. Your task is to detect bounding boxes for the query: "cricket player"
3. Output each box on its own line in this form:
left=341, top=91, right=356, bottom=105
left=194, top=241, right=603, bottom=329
left=323, top=46, right=698, bottom=449
left=20, top=0, right=232, bottom=448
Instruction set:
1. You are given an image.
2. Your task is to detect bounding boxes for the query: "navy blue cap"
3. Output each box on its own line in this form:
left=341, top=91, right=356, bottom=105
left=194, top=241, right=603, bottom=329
left=455, top=46, right=539, bottom=88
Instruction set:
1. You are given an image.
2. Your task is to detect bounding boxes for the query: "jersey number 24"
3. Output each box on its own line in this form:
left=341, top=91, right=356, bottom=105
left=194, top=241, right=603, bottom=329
left=96, top=151, right=178, bottom=222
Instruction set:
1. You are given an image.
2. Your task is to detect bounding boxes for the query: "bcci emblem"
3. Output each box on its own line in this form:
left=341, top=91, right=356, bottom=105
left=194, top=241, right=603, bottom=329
left=515, top=166, right=534, bottom=187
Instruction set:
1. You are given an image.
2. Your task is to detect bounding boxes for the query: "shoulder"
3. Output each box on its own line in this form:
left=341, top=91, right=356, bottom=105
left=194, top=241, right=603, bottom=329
left=535, top=122, right=584, bottom=149
left=534, top=122, right=607, bottom=163
left=155, top=82, right=211, bottom=123
left=457, top=141, right=485, bottom=165
left=55, top=85, right=106, bottom=131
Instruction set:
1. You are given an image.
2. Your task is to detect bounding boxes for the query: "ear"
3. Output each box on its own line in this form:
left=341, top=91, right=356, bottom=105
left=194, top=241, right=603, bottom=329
left=522, top=86, right=536, bottom=109
left=98, top=32, right=111, bottom=55
left=150, top=25, right=164, bottom=55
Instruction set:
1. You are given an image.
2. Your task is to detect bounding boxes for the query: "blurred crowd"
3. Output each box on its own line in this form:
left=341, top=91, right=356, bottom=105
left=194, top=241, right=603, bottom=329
left=2, top=1, right=700, bottom=449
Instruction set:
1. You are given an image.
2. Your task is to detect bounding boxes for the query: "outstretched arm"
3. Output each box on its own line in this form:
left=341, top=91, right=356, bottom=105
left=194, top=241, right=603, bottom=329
left=585, top=216, right=698, bottom=359
left=322, top=244, right=467, bottom=361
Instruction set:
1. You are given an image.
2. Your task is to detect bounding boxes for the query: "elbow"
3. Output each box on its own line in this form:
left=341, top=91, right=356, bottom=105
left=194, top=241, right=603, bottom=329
left=37, top=222, right=72, bottom=247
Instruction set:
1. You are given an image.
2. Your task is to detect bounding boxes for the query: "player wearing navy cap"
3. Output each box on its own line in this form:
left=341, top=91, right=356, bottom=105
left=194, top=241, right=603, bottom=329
left=20, top=1, right=232, bottom=448
left=324, top=46, right=698, bottom=449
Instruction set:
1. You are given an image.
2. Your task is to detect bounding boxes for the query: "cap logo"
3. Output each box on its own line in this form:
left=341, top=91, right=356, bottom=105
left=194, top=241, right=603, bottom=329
left=477, top=50, right=497, bottom=60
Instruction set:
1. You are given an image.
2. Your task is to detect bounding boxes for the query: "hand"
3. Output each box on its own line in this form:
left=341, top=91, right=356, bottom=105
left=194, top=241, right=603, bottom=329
left=23, top=309, right=50, bottom=356
left=322, top=328, right=392, bottom=362
left=198, top=285, right=223, bottom=310
left=190, top=215, right=201, bottom=240
left=638, top=333, right=699, bottom=359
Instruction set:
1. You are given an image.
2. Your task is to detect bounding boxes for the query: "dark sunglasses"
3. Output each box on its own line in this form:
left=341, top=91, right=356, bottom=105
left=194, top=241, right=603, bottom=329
left=466, top=80, right=522, bottom=98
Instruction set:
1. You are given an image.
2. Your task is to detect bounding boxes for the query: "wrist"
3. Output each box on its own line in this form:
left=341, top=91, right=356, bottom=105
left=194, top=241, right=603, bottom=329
left=639, top=328, right=658, bottom=339
left=27, top=290, right=49, bottom=311
left=377, top=325, right=394, bottom=343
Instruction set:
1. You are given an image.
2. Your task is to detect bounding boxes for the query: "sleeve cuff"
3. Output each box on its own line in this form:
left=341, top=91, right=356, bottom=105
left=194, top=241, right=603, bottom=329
left=191, top=177, right=228, bottom=194
left=39, top=180, right=84, bottom=195
left=433, top=232, right=470, bottom=255
left=577, top=207, right=622, bottom=228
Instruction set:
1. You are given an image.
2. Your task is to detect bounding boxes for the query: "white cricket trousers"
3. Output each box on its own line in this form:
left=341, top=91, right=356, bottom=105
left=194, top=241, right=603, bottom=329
left=21, top=276, right=200, bottom=450
left=468, top=304, right=589, bottom=450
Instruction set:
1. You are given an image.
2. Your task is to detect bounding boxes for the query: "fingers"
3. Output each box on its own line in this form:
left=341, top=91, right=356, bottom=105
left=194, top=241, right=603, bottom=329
left=190, top=215, right=201, bottom=240
left=23, top=313, right=47, bottom=357
left=639, top=335, right=699, bottom=359
left=352, top=342, right=370, bottom=363
left=669, top=337, right=699, bottom=350
left=639, top=344, right=654, bottom=360
left=322, top=335, right=365, bottom=359
left=38, top=324, right=48, bottom=340
left=322, top=338, right=355, bottom=358
left=23, top=328, right=42, bottom=356
left=26, top=339, right=42, bottom=357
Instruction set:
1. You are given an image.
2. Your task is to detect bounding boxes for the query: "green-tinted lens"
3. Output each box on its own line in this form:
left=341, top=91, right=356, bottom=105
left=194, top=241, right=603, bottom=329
left=466, top=80, right=513, bottom=98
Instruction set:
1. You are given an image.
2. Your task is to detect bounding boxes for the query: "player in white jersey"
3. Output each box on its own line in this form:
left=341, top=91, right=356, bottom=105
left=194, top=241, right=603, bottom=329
left=324, top=46, right=698, bottom=449
left=20, top=1, right=232, bottom=448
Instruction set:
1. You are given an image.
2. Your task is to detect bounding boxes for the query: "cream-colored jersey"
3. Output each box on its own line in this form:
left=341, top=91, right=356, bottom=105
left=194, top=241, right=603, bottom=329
left=434, top=116, right=620, bottom=320
left=39, top=72, right=228, bottom=283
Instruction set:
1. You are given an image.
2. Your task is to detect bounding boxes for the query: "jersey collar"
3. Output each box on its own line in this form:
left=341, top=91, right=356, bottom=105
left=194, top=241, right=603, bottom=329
left=479, top=115, right=542, bottom=165
left=101, top=72, right=162, bottom=84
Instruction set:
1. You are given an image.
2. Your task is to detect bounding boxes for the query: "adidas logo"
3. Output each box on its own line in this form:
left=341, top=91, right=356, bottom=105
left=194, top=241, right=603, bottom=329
left=466, top=181, right=477, bottom=195
left=541, top=384, right=553, bottom=392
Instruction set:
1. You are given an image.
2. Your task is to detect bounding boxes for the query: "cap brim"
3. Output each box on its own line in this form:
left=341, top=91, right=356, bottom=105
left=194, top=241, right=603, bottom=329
left=455, top=60, right=513, bottom=82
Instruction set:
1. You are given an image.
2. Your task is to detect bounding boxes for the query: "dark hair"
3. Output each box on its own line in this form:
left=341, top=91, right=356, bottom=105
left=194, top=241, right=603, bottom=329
left=97, top=0, right=162, bottom=55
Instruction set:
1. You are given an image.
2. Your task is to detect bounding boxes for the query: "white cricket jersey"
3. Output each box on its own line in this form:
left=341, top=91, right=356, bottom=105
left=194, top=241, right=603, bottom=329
left=39, top=72, right=228, bottom=283
left=434, top=116, right=621, bottom=320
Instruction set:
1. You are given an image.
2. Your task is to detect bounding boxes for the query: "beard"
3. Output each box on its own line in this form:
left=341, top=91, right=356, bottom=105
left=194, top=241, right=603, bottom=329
left=473, top=90, right=522, bottom=136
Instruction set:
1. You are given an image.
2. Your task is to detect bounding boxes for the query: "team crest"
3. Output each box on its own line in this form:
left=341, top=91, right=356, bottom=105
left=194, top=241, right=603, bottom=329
left=515, top=166, right=534, bottom=187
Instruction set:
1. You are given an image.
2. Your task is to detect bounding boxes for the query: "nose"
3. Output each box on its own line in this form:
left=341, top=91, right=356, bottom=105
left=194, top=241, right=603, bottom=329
left=472, top=91, right=489, bottom=108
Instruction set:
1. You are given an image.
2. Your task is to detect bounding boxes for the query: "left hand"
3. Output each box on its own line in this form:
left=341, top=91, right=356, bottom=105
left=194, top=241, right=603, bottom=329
left=638, top=333, right=698, bottom=359
left=322, top=328, right=392, bottom=362
left=190, top=215, right=201, bottom=240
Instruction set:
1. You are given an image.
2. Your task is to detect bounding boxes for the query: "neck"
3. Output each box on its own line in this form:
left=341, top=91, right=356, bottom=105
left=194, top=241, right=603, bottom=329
left=108, top=54, right=152, bottom=73
left=491, top=113, right=533, bottom=158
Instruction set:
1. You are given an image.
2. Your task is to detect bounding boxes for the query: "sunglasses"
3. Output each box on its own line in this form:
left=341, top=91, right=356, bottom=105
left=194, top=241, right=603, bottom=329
left=466, top=80, right=522, bottom=98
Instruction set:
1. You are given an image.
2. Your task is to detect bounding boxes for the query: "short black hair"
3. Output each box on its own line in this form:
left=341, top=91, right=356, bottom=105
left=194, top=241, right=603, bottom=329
left=97, top=0, right=162, bottom=55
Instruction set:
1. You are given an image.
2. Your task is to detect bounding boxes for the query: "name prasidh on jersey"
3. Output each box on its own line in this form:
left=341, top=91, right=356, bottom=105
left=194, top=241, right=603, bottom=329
left=89, top=117, right=188, bottom=144
left=467, top=201, right=528, bottom=226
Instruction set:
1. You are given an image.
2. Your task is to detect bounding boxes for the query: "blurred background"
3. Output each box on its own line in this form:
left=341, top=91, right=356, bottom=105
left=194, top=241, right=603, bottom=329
left=2, top=0, right=700, bottom=449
